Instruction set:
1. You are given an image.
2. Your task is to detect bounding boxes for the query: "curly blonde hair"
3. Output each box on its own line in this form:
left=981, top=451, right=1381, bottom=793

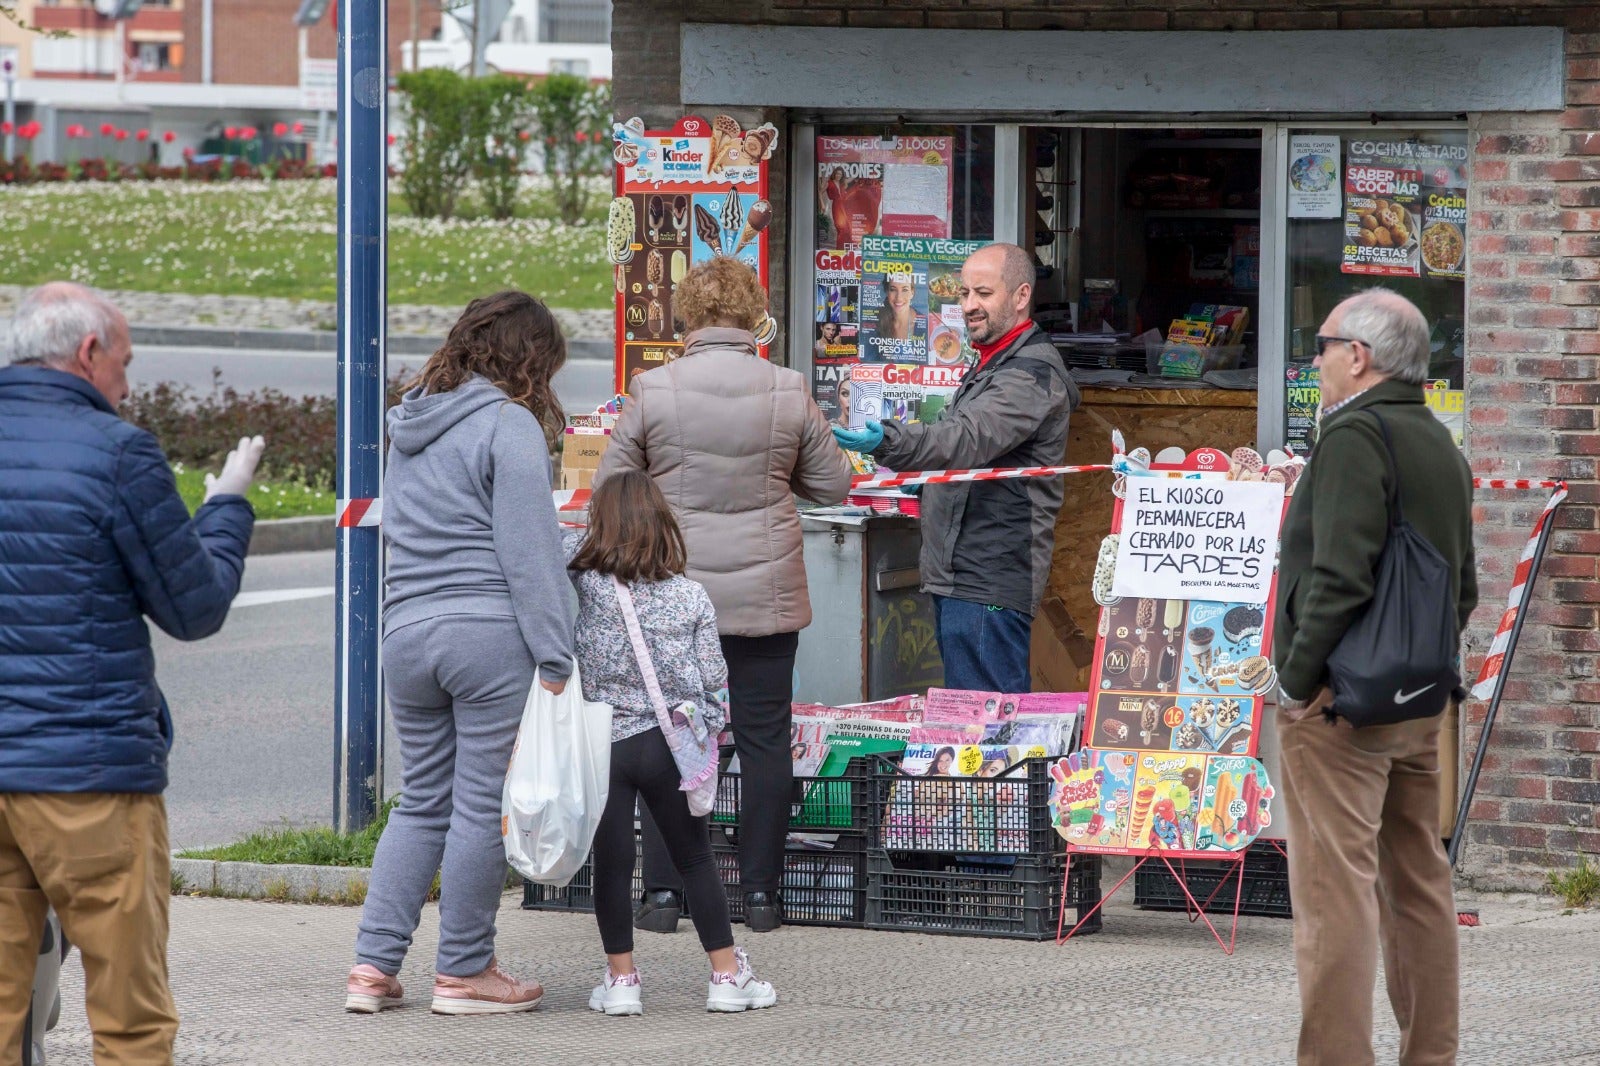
left=673, top=256, right=767, bottom=333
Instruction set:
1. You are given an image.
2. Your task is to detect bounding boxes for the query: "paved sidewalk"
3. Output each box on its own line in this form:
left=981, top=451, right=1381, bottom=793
left=42, top=891, right=1600, bottom=1065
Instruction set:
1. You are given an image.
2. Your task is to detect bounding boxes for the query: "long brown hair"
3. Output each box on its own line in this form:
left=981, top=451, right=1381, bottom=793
left=569, top=469, right=687, bottom=584
left=409, top=291, right=567, bottom=449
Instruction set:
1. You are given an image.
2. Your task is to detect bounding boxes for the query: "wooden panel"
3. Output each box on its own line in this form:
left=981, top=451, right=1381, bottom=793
left=1047, top=388, right=1259, bottom=660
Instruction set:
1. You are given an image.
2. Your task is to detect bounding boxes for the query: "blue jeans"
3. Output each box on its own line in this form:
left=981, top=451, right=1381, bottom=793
left=932, top=595, right=1033, bottom=693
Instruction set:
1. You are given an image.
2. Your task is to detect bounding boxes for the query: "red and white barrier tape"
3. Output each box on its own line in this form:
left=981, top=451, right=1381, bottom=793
left=335, top=497, right=383, bottom=528
left=848, top=463, right=1114, bottom=491
left=1473, top=478, right=1564, bottom=490
left=1470, top=481, right=1570, bottom=700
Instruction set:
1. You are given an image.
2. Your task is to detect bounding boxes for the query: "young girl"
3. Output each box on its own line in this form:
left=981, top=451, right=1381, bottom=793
left=566, top=470, right=777, bottom=1017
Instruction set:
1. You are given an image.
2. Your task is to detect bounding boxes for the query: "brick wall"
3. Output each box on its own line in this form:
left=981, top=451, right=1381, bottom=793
left=180, top=0, right=438, bottom=86
left=1462, top=25, right=1600, bottom=889
left=613, top=0, right=1600, bottom=889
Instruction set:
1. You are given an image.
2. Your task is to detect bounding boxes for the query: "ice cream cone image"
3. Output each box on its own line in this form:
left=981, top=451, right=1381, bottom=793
left=1128, top=784, right=1157, bottom=849
left=734, top=198, right=772, bottom=255
left=707, top=114, right=741, bottom=174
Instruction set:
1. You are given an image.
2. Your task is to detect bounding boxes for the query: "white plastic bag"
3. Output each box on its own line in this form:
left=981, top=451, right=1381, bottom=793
left=502, top=662, right=612, bottom=887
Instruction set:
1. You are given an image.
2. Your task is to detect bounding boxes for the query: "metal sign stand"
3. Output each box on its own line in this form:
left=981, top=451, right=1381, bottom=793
left=1447, top=489, right=1566, bottom=867
left=333, top=0, right=387, bottom=833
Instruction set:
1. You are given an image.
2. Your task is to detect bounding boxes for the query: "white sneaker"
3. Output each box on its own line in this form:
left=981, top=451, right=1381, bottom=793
left=706, top=948, right=777, bottom=1013
left=588, top=969, right=643, bottom=1016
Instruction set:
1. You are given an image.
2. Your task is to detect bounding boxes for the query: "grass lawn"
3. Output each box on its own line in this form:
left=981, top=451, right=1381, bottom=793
left=179, top=799, right=395, bottom=867
left=172, top=463, right=330, bottom=520
left=0, top=177, right=610, bottom=309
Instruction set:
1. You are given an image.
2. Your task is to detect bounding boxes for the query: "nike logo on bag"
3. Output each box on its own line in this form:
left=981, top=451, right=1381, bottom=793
left=1393, top=684, right=1437, bottom=705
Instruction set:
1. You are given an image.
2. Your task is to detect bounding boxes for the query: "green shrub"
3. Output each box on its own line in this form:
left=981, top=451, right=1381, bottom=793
left=528, top=74, right=612, bottom=225
left=467, top=74, right=535, bottom=221
left=395, top=67, right=477, bottom=219
left=123, top=372, right=338, bottom=491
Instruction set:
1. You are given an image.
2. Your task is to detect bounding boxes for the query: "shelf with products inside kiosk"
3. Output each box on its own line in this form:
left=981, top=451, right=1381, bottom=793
left=1051, top=442, right=1299, bottom=954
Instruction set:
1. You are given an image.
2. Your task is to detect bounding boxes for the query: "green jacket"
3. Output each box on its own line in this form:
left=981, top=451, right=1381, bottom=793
left=1272, top=379, right=1478, bottom=700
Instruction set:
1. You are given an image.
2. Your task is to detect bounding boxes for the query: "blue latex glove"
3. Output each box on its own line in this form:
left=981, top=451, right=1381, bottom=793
left=831, top=420, right=884, bottom=453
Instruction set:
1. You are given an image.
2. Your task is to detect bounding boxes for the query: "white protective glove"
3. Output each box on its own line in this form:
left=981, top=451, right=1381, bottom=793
left=203, top=435, right=266, bottom=501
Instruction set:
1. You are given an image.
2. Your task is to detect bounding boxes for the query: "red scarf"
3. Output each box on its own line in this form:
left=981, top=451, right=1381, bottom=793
left=973, top=319, right=1034, bottom=372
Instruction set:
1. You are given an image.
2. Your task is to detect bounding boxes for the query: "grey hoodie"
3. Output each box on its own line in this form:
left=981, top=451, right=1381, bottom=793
left=383, top=375, right=573, bottom=682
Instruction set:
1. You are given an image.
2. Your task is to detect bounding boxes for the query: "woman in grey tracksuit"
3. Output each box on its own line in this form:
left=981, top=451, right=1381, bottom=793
left=345, top=291, right=575, bottom=1016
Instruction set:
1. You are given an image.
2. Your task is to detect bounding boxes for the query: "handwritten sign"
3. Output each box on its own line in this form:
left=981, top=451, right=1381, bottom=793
left=1112, top=479, right=1285, bottom=604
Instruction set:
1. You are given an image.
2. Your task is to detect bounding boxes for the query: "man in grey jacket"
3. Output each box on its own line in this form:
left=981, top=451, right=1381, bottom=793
left=833, top=243, right=1079, bottom=691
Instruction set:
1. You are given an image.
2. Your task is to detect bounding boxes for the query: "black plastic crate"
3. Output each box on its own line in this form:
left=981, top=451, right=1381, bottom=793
left=865, top=849, right=1101, bottom=941
left=713, top=756, right=876, bottom=835
left=1133, top=842, right=1291, bottom=919
left=520, top=834, right=643, bottom=913
left=871, top=756, right=1057, bottom=855
left=712, top=836, right=867, bottom=927
left=522, top=830, right=868, bottom=928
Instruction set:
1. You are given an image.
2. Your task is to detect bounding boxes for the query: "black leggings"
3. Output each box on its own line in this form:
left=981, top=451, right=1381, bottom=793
left=593, top=728, right=733, bottom=956
left=642, top=632, right=798, bottom=895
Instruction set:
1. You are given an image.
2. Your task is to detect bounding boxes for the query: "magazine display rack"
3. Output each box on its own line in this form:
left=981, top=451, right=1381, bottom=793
left=870, top=756, right=1058, bottom=855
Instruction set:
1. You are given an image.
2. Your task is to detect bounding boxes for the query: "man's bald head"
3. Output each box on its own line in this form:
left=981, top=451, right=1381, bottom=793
left=960, top=242, right=1035, bottom=345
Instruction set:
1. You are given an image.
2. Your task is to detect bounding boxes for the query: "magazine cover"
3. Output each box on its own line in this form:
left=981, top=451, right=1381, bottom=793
left=816, top=134, right=954, bottom=247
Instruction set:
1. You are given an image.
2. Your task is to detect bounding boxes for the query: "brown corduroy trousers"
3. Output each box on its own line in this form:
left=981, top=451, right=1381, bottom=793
left=1278, top=710, right=1459, bottom=1066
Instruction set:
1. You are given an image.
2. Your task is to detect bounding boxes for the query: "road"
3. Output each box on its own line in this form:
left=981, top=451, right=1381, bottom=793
left=157, top=548, right=379, bottom=848
left=129, top=342, right=618, bottom=412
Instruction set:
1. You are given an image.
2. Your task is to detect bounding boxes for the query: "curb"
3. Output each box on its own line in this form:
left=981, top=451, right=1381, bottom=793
left=170, top=857, right=523, bottom=904
left=250, top=515, right=336, bottom=555
left=171, top=858, right=371, bottom=904
left=129, top=323, right=612, bottom=360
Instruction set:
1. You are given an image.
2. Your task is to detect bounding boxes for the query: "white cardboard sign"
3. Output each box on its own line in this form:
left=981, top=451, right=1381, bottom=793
left=1112, top=478, right=1285, bottom=604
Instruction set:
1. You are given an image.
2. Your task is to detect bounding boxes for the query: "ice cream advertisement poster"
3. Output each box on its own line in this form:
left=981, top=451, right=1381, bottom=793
left=1050, top=749, right=1274, bottom=858
left=610, top=116, right=772, bottom=391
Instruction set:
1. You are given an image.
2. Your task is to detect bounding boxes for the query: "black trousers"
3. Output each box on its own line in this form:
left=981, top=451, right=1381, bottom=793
left=594, top=729, right=733, bottom=955
left=642, top=631, right=798, bottom=896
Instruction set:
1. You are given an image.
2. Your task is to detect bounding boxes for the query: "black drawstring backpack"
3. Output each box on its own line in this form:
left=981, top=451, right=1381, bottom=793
left=1323, top=410, right=1461, bottom=727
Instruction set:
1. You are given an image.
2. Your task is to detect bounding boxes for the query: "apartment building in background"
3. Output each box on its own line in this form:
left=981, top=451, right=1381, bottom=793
left=3, top=0, right=610, bottom=161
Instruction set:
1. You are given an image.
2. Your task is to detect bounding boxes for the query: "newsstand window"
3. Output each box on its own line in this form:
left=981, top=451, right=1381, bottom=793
left=1282, top=129, right=1468, bottom=453
left=810, top=125, right=995, bottom=426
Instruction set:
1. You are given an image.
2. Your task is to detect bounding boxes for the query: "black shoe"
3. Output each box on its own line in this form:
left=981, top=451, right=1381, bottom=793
left=744, top=892, right=781, bottom=932
left=633, top=890, right=681, bottom=934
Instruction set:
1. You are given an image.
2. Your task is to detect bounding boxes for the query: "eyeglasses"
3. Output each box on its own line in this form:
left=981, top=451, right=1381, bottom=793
left=1314, top=335, right=1368, bottom=357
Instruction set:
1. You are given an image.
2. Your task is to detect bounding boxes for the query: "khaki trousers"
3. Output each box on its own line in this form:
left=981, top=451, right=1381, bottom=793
left=0, top=793, right=176, bottom=1066
left=1278, top=711, right=1459, bottom=1066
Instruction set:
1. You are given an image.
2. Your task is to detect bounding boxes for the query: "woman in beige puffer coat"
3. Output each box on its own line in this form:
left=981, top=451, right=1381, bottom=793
left=595, top=256, right=851, bottom=933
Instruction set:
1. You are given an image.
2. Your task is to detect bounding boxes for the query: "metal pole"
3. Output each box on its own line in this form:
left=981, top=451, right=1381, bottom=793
left=202, top=0, right=214, bottom=85
left=1447, top=497, right=1563, bottom=866
left=334, top=0, right=387, bottom=833
left=471, top=0, right=486, bottom=77
left=3, top=61, right=15, bottom=162
left=409, top=0, right=419, bottom=72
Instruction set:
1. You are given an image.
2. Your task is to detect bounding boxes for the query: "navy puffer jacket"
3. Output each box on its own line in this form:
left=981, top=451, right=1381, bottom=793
left=0, top=367, right=254, bottom=794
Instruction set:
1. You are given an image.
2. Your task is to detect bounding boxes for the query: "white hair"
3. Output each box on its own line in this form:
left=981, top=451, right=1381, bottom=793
left=1338, top=288, right=1430, bottom=385
left=6, top=282, right=123, bottom=368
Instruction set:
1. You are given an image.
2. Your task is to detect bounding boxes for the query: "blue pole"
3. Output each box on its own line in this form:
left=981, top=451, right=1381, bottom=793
left=334, top=0, right=386, bottom=833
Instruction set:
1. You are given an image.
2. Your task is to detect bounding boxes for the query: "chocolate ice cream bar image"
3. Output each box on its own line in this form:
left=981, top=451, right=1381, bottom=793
left=693, top=202, right=722, bottom=252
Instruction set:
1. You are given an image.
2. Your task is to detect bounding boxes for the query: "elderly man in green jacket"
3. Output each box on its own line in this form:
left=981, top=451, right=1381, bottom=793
left=1272, top=288, right=1477, bottom=1066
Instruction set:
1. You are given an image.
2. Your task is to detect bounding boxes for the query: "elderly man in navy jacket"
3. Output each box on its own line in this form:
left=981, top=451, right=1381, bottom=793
left=0, top=282, right=262, bottom=1063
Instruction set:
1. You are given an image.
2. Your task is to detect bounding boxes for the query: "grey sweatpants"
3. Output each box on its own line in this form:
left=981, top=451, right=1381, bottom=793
left=354, top=615, right=534, bottom=977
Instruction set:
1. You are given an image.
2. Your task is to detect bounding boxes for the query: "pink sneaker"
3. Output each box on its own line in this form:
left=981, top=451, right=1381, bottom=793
left=345, top=964, right=404, bottom=1013
left=431, top=958, right=544, bottom=1015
